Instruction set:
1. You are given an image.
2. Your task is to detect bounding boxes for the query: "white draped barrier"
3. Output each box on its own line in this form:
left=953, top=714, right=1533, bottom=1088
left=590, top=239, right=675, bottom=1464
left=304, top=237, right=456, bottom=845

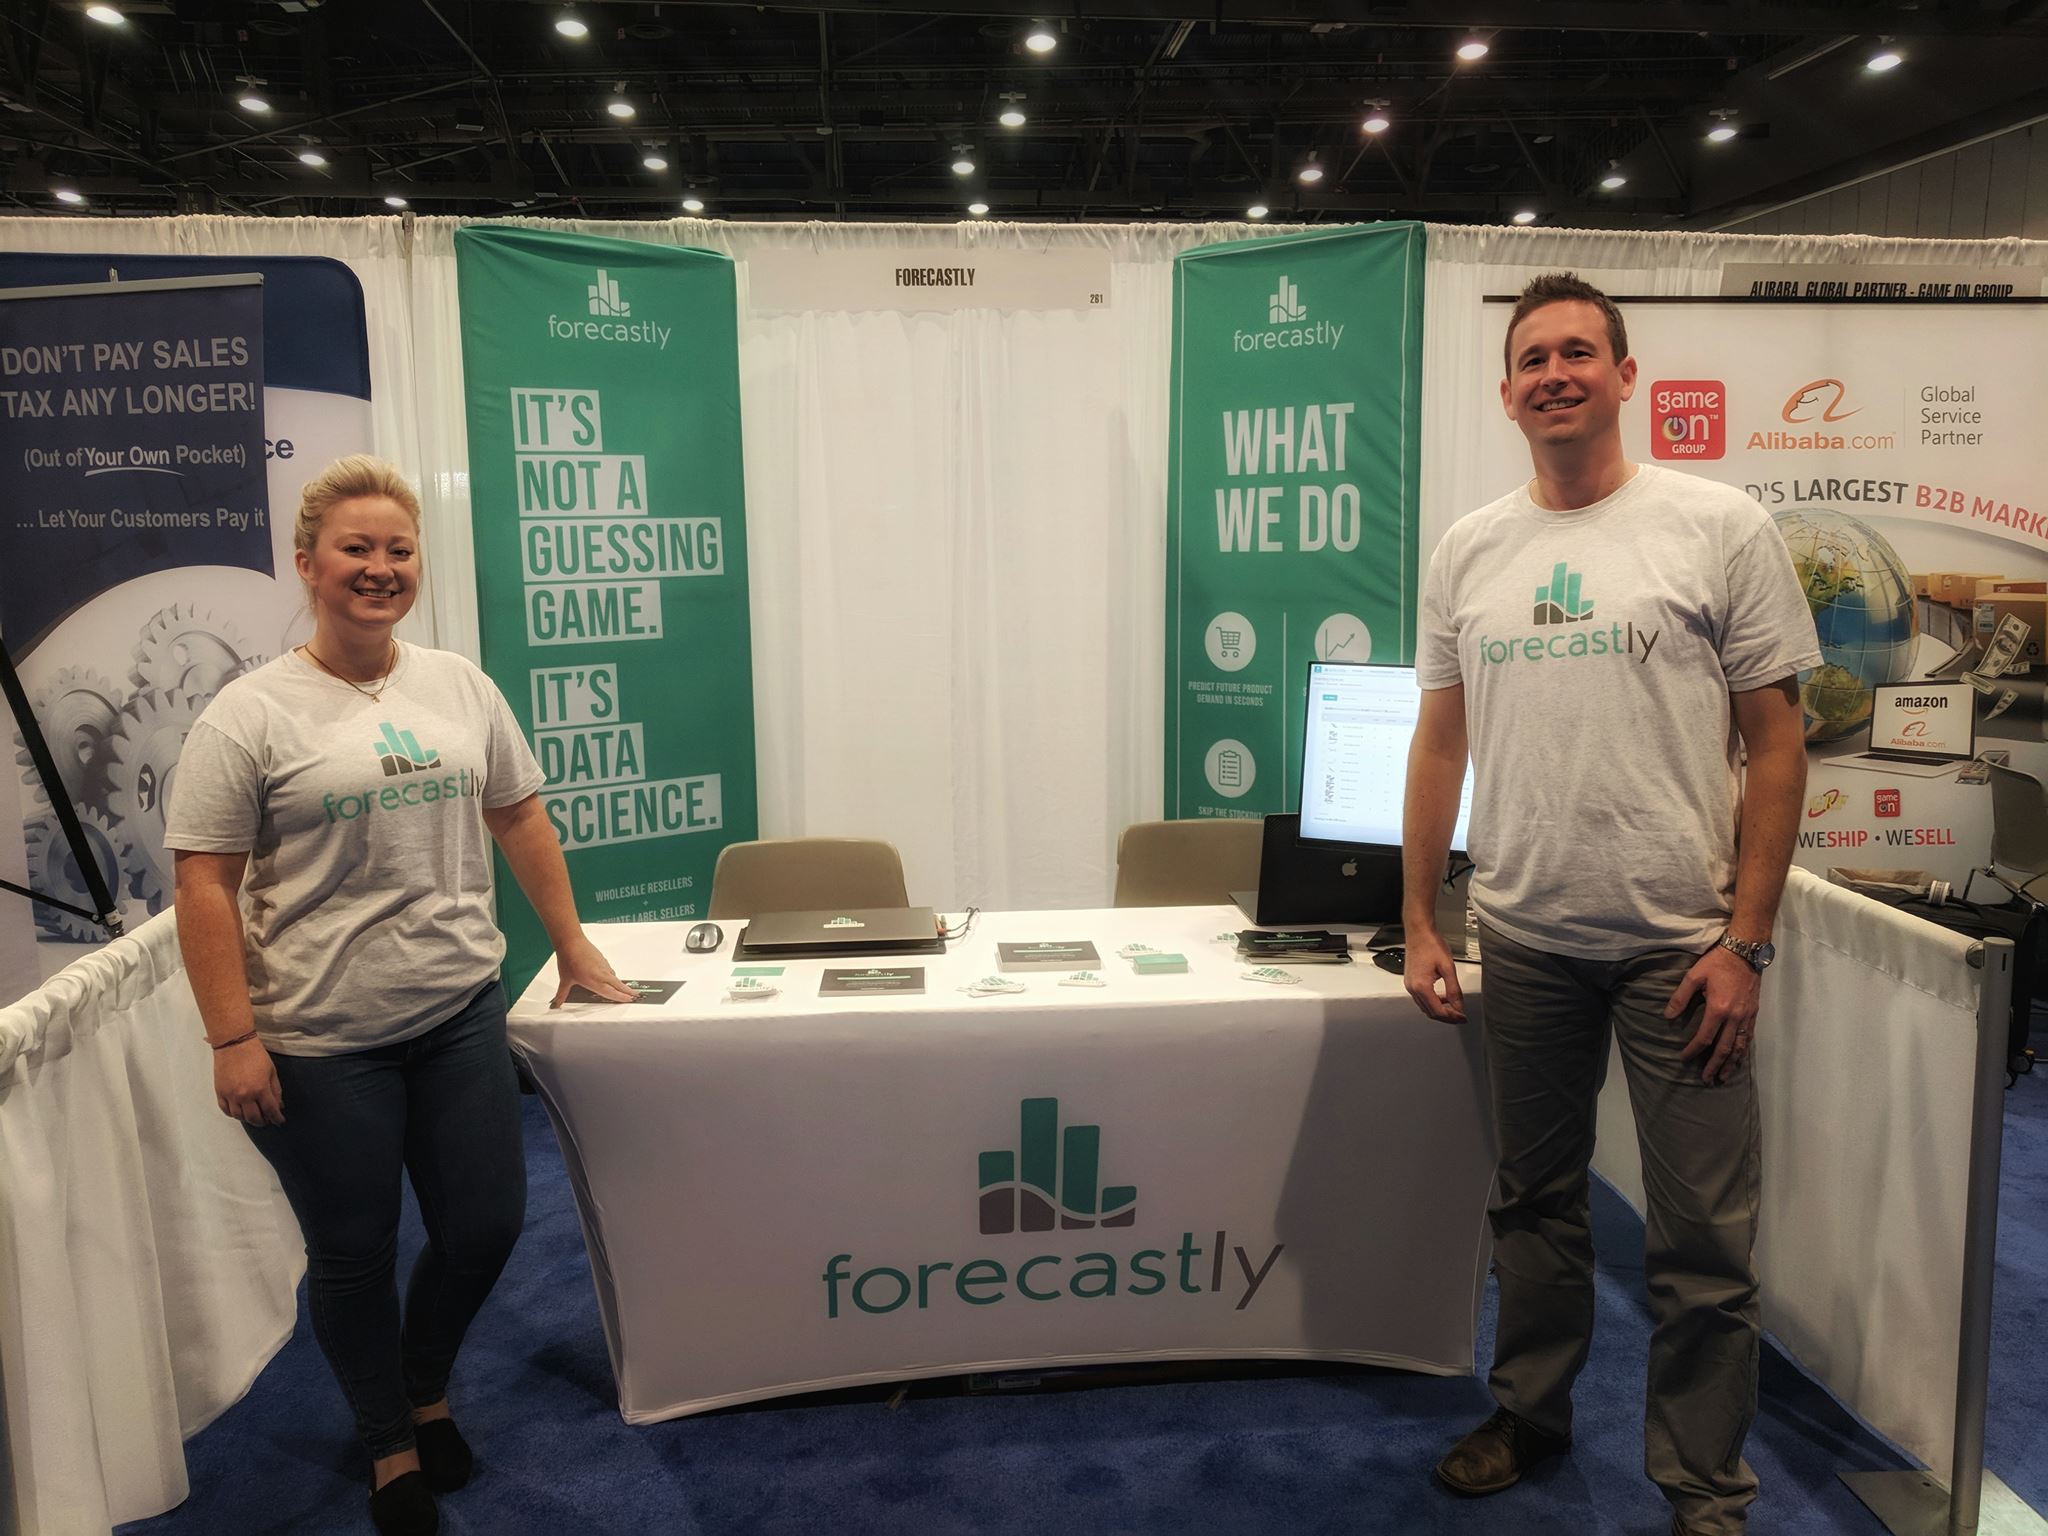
left=1594, top=867, right=1981, bottom=1472
left=0, top=911, right=303, bottom=1534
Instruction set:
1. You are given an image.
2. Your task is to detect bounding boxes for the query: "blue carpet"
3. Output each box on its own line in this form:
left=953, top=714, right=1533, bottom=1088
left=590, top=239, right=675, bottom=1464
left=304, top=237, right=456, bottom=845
left=119, top=1073, right=2048, bottom=1536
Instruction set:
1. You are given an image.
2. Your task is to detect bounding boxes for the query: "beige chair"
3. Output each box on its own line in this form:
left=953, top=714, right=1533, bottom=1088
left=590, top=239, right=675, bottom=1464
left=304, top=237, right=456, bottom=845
left=708, top=837, right=910, bottom=919
left=1112, top=818, right=1264, bottom=907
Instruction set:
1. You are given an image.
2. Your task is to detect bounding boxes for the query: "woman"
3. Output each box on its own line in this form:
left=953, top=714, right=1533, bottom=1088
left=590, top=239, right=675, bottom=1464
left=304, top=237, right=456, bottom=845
left=167, top=454, right=632, bottom=1536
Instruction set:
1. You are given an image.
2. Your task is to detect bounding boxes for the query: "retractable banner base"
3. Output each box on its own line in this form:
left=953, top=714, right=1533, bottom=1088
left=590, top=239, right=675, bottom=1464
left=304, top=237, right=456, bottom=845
left=1841, top=1470, right=2048, bottom=1536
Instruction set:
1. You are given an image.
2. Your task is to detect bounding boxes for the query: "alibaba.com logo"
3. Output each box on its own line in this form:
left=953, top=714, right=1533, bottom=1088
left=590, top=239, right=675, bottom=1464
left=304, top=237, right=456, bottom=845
left=979, top=1097, right=1137, bottom=1234
left=1782, top=378, right=1859, bottom=424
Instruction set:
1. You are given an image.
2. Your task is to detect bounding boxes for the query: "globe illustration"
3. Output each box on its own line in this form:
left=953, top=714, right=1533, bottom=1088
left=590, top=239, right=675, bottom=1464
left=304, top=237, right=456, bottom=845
left=1771, top=508, right=1919, bottom=742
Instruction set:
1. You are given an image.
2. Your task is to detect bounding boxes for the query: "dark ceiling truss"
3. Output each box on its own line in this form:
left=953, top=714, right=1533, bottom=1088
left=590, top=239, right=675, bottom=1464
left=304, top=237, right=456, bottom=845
left=0, top=1, right=2044, bottom=225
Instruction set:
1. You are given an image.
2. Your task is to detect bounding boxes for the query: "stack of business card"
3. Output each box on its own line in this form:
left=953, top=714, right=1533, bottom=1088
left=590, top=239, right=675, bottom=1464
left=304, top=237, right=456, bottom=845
left=997, top=940, right=1102, bottom=972
left=1235, top=929, right=1352, bottom=965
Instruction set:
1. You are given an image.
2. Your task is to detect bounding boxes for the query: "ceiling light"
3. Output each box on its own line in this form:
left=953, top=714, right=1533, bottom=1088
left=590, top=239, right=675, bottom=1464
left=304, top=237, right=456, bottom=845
left=85, top=5, right=125, bottom=25
left=607, top=97, right=635, bottom=119
left=952, top=155, right=976, bottom=176
left=1363, top=112, right=1390, bottom=135
left=1600, top=172, right=1626, bottom=190
left=1246, top=204, right=1269, bottom=219
left=1297, top=162, right=1324, bottom=184
left=1706, top=123, right=1738, bottom=143
left=1456, top=38, right=1489, bottom=61
left=642, top=152, right=668, bottom=171
left=384, top=194, right=408, bottom=208
left=1511, top=209, right=1537, bottom=225
left=1866, top=49, right=1903, bottom=72
left=999, top=109, right=1027, bottom=128
left=1024, top=23, right=1057, bottom=53
left=681, top=195, right=705, bottom=213
left=968, top=201, right=990, bottom=216
left=238, top=93, right=271, bottom=113
left=53, top=188, right=84, bottom=205
left=298, top=148, right=328, bottom=167
left=554, top=11, right=588, bottom=39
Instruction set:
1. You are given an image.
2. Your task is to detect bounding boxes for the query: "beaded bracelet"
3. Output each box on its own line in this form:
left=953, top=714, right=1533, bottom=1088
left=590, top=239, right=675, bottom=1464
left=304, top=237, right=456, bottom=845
left=209, top=1029, right=260, bottom=1051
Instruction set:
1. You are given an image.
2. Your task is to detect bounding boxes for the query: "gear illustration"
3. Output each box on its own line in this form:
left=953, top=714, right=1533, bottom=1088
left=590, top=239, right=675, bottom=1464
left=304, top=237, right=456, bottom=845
left=129, top=602, right=252, bottom=701
left=103, top=688, right=201, bottom=908
left=16, top=666, right=125, bottom=812
left=23, top=806, right=123, bottom=943
left=121, top=827, right=169, bottom=916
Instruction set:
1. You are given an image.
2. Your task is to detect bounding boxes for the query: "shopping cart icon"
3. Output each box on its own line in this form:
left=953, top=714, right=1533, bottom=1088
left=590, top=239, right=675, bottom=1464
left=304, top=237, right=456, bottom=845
left=1217, top=627, right=1243, bottom=659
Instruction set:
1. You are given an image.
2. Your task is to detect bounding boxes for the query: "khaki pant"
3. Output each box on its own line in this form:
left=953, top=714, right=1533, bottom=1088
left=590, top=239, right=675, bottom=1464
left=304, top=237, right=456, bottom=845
left=1477, top=922, right=1762, bottom=1535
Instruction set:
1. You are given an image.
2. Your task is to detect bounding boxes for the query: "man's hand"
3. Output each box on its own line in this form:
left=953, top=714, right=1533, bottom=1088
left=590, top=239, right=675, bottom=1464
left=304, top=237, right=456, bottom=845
left=1403, top=927, right=1467, bottom=1023
left=214, top=1039, right=285, bottom=1125
left=1667, top=944, right=1761, bottom=1084
left=551, top=935, right=637, bottom=1007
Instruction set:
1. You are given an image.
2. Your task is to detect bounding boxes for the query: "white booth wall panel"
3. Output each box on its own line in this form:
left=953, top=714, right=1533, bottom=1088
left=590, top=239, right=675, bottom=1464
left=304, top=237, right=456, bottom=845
left=1591, top=868, right=1981, bottom=1473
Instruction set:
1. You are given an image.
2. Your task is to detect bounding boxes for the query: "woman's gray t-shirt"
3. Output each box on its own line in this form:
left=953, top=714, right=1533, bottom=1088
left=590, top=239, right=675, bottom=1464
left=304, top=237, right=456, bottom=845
left=165, top=641, right=545, bottom=1055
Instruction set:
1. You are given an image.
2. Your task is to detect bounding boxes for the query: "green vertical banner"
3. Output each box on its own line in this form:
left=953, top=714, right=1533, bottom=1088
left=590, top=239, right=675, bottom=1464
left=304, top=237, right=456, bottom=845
left=455, top=227, right=755, bottom=989
left=1166, top=224, right=1424, bottom=818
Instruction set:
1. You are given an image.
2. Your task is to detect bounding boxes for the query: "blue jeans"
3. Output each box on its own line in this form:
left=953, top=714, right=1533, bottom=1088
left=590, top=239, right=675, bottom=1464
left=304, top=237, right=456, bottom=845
left=245, top=980, right=526, bottom=1459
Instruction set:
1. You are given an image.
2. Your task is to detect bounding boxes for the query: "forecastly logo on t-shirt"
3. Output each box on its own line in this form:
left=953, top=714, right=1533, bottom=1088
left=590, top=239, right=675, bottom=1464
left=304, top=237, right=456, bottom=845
left=323, top=719, right=477, bottom=823
left=375, top=721, right=441, bottom=775
left=1477, top=560, right=1661, bottom=668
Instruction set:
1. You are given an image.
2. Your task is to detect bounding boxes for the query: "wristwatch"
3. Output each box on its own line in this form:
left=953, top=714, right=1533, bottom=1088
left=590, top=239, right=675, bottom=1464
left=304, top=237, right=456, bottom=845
left=1717, top=932, right=1776, bottom=973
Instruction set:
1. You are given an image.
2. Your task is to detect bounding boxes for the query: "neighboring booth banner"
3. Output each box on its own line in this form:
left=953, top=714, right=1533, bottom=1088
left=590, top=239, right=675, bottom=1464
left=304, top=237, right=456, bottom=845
left=455, top=228, right=756, bottom=986
left=1474, top=295, right=2048, bottom=884
left=0, top=254, right=371, bottom=1001
left=1166, top=224, right=1425, bottom=820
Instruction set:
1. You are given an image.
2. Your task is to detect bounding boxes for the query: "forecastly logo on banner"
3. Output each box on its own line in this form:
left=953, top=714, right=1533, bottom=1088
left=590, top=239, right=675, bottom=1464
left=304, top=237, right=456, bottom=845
left=819, top=1097, right=1284, bottom=1319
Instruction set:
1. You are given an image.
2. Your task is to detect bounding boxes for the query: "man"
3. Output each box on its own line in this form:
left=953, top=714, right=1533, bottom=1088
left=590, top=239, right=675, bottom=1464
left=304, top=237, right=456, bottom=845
left=1400, top=272, right=1817, bottom=1536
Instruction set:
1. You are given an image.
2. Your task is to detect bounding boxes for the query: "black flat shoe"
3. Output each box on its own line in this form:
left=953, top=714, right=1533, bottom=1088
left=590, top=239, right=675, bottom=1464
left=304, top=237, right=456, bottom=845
left=368, top=1470, right=438, bottom=1535
left=414, top=1418, right=474, bottom=1494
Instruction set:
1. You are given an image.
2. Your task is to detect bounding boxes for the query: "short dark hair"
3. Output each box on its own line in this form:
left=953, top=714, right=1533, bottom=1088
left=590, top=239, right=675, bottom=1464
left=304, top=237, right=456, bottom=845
left=1503, top=272, right=1629, bottom=378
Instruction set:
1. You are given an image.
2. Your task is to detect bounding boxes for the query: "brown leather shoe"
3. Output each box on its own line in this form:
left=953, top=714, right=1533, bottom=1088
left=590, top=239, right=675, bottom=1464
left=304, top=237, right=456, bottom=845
left=1433, top=1406, right=1571, bottom=1497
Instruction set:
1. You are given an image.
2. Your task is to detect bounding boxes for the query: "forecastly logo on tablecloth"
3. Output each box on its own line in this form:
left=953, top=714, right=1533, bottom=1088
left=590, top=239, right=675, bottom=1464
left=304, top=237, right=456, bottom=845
left=817, top=1094, right=1284, bottom=1320
left=978, top=1097, right=1135, bottom=1234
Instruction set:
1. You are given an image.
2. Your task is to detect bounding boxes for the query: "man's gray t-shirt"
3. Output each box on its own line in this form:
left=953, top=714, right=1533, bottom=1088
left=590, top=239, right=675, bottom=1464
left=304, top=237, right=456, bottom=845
left=165, top=642, right=545, bottom=1056
left=1416, top=464, right=1822, bottom=959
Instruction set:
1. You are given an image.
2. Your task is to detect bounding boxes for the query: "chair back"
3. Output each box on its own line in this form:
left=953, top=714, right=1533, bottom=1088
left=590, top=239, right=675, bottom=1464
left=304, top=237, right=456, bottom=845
left=1112, top=818, right=1264, bottom=907
left=708, top=837, right=910, bottom=919
left=1988, top=764, right=2048, bottom=879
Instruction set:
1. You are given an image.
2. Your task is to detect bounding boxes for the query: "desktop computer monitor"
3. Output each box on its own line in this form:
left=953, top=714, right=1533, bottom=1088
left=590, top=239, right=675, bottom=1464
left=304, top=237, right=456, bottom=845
left=1297, top=660, right=1475, bottom=855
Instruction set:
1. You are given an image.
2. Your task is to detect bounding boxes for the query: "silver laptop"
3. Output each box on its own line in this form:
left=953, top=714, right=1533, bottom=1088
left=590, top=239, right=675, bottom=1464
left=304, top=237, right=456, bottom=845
left=1833, top=682, right=1977, bottom=777
left=734, top=906, right=945, bottom=959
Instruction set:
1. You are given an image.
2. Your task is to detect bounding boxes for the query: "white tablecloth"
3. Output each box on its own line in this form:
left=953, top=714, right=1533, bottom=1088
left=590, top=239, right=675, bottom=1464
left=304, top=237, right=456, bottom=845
left=0, top=911, right=304, bottom=1534
left=509, top=906, right=1496, bottom=1423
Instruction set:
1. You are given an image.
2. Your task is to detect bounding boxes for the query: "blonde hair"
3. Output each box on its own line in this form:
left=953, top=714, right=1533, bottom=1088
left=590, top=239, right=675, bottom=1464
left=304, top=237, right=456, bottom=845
left=292, top=454, right=423, bottom=560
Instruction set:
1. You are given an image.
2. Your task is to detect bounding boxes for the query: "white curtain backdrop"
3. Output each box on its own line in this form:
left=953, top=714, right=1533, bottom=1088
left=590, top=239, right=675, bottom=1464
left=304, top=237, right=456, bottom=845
left=2, top=215, right=2041, bottom=915
left=400, top=216, right=1279, bottom=911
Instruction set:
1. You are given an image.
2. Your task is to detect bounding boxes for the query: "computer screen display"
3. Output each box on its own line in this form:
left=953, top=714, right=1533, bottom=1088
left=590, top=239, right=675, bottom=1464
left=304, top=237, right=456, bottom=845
left=1297, top=661, right=1475, bottom=852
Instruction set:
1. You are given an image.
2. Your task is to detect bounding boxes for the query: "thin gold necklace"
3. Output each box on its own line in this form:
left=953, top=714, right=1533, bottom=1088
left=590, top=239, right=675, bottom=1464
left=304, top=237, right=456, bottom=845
left=302, top=639, right=398, bottom=703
